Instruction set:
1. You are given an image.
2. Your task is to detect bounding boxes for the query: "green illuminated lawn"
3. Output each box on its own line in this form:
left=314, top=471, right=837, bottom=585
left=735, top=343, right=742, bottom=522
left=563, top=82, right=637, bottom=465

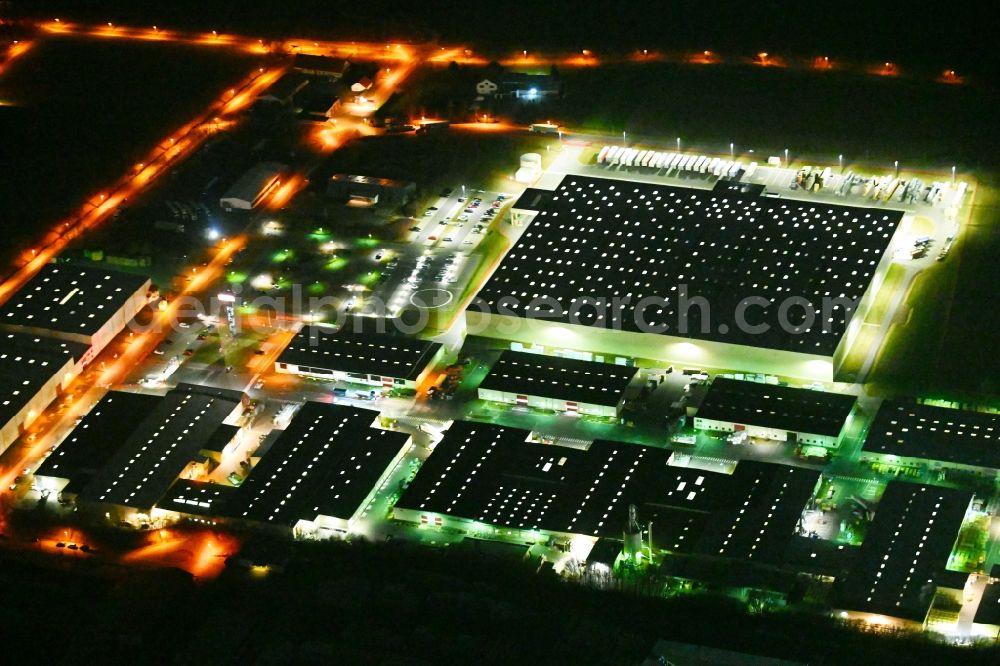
left=325, top=256, right=349, bottom=271
left=272, top=248, right=295, bottom=263
left=357, top=270, right=382, bottom=286
left=864, top=263, right=905, bottom=325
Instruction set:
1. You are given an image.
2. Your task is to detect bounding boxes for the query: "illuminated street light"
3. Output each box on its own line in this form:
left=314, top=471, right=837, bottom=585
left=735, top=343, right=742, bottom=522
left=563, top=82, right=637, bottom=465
left=784, top=148, right=789, bottom=165
left=894, top=160, right=899, bottom=177
left=838, top=154, right=843, bottom=171
left=952, top=165, right=956, bottom=184
left=676, top=137, right=681, bottom=151
left=622, top=130, right=627, bottom=147
left=729, top=142, right=734, bottom=158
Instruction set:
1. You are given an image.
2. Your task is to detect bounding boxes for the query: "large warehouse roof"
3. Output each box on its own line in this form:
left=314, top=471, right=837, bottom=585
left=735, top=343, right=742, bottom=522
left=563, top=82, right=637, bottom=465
left=226, top=401, right=409, bottom=527
left=696, top=378, right=856, bottom=437
left=862, top=400, right=1000, bottom=469
left=689, top=461, right=820, bottom=563
left=479, top=351, right=637, bottom=406
left=34, top=390, right=161, bottom=492
left=973, top=569, right=1000, bottom=629
left=0, top=263, right=148, bottom=338
left=77, top=384, right=244, bottom=511
left=277, top=324, right=441, bottom=381
left=837, top=482, right=971, bottom=622
left=477, top=175, right=901, bottom=356
left=397, top=420, right=736, bottom=540
left=0, top=333, right=90, bottom=432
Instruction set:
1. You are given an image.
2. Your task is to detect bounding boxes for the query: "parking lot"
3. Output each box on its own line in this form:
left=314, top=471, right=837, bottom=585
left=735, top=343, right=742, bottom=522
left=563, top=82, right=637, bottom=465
left=407, top=186, right=512, bottom=253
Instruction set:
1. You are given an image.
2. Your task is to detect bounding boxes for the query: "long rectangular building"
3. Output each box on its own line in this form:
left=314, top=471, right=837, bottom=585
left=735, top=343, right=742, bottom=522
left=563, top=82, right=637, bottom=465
left=73, top=384, right=245, bottom=516
left=860, top=400, right=1000, bottom=473
left=694, top=377, right=857, bottom=447
left=222, top=401, right=410, bottom=537
left=275, top=324, right=444, bottom=390
left=688, top=461, right=821, bottom=564
left=836, top=482, right=972, bottom=625
left=34, top=390, right=161, bottom=496
left=0, top=263, right=150, bottom=364
left=0, top=333, right=91, bottom=454
left=477, top=350, right=639, bottom=417
left=395, top=420, right=736, bottom=544
left=470, top=175, right=903, bottom=381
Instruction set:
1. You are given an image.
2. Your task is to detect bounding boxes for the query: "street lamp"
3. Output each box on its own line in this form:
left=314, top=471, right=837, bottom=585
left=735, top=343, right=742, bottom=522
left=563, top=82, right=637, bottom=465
left=838, top=154, right=843, bottom=171
left=622, top=130, right=627, bottom=147
left=951, top=165, right=956, bottom=184
left=784, top=148, right=789, bottom=166
left=729, top=142, right=734, bottom=158
left=676, top=137, right=681, bottom=152
left=894, top=160, right=899, bottom=177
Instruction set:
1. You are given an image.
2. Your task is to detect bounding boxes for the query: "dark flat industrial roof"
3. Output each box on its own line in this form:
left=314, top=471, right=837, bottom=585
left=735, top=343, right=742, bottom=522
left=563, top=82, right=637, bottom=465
left=200, top=423, right=241, bottom=455
left=862, top=400, right=1000, bottom=469
left=227, top=401, right=409, bottom=527
left=77, top=384, right=244, bottom=511
left=689, top=460, right=820, bottom=563
left=836, top=482, right=971, bottom=622
left=696, top=378, right=856, bottom=437
left=277, top=324, right=441, bottom=382
left=35, top=390, right=161, bottom=488
left=974, top=578, right=1000, bottom=628
left=478, top=350, right=637, bottom=407
left=479, top=175, right=901, bottom=356
left=0, top=332, right=90, bottom=431
left=0, top=263, right=148, bottom=339
left=397, top=420, right=736, bottom=540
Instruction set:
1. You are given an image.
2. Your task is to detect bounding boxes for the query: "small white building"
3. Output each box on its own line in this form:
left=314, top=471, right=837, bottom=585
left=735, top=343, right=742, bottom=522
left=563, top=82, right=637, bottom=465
left=219, top=162, right=287, bottom=211
left=515, top=152, right=543, bottom=184
left=476, top=79, right=499, bottom=96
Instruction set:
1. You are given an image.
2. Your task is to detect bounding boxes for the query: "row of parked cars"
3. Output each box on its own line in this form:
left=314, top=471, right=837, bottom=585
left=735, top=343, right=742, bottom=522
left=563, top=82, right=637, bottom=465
left=596, top=145, right=752, bottom=179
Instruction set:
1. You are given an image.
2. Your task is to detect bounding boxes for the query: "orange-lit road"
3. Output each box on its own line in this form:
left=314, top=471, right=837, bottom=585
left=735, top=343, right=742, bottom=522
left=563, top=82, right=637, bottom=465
left=0, top=63, right=280, bottom=307
left=0, top=39, right=33, bottom=75
left=39, top=19, right=415, bottom=63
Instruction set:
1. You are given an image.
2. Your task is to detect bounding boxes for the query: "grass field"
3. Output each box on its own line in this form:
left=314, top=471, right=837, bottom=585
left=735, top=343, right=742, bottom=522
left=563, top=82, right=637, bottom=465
left=864, top=264, right=906, bottom=326
left=869, top=180, right=1000, bottom=399
left=402, top=61, right=999, bottom=172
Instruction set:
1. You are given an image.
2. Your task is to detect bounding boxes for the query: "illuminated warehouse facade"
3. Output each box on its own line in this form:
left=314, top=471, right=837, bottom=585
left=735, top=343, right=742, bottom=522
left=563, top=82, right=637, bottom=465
left=275, top=323, right=445, bottom=391
left=469, top=175, right=903, bottom=381
left=0, top=333, right=90, bottom=454
left=859, top=400, right=1000, bottom=476
left=693, top=377, right=857, bottom=447
left=477, top=350, right=639, bottom=417
left=0, top=263, right=151, bottom=367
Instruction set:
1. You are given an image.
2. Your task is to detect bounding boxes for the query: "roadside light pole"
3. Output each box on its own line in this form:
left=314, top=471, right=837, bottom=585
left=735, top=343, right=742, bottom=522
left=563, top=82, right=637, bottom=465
left=622, top=130, right=627, bottom=147
left=951, top=165, right=956, bottom=184
left=894, top=160, right=899, bottom=178
left=676, top=137, right=681, bottom=152
left=784, top=148, right=789, bottom=166
left=838, top=154, right=843, bottom=172
left=729, top=142, right=734, bottom=158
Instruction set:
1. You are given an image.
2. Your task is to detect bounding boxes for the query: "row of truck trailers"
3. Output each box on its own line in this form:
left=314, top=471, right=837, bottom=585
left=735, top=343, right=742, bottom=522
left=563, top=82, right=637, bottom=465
left=595, top=145, right=756, bottom=180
